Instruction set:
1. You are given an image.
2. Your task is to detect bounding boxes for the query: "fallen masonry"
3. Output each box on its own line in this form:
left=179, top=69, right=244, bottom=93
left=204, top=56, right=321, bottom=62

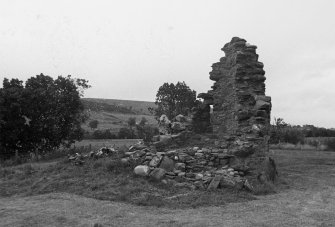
left=69, top=141, right=256, bottom=190
left=128, top=143, right=252, bottom=190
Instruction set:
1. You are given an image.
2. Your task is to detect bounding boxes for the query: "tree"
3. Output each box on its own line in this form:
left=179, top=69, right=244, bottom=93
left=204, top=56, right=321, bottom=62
left=88, top=120, right=99, bottom=130
left=154, top=81, right=197, bottom=119
left=139, top=117, right=147, bottom=127
left=269, top=117, right=304, bottom=145
left=0, top=78, right=26, bottom=158
left=127, top=117, right=136, bottom=138
left=0, top=74, right=90, bottom=159
left=127, top=117, right=136, bottom=129
left=135, top=117, right=159, bottom=142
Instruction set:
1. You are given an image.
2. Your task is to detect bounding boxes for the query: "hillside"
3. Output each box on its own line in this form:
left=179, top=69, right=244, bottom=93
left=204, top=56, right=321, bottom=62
left=82, top=98, right=156, bottom=115
left=82, top=98, right=157, bottom=133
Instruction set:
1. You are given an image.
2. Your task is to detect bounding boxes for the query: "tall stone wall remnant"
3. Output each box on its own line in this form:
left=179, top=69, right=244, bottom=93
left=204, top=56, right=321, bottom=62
left=198, top=37, right=276, bottom=186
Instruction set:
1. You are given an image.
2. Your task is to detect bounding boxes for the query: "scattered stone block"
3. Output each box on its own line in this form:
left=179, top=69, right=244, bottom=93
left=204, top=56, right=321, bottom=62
left=207, top=175, right=222, bottom=190
left=195, top=173, right=204, bottom=180
left=171, top=122, right=186, bottom=132
left=159, top=156, right=175, bottom=172
left=220, top=176, right=237, bottom=188
left=121, top=158, right=129, bottom=164
left=194, top=181, right=205, bottom=189
left=134, top=165, right=150, bottom=176
left=175, top=162, right=186, bottom=171
left=149, top=156, right=162, bottom=167
left=244, top=179, right=254, bottom=191
left=149, top=168, right=166, bottom=181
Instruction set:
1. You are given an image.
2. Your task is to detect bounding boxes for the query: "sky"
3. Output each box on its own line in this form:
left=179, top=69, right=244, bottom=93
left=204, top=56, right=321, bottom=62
left=0, top=0, right=334, bottom=128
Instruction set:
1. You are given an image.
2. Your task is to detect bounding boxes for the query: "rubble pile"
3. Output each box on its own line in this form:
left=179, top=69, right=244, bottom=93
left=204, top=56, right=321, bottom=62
left=153, top=114, right=193, bottom=149
left=68, top=140, right=255, bottom=190
left=126, top=142, right=255, bottom=190
left=68, top=146, right=117, bottom=165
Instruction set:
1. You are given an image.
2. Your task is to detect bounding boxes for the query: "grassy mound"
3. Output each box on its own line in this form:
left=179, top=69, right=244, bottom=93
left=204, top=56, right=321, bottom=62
left=0, top=157, right=255, bottom=209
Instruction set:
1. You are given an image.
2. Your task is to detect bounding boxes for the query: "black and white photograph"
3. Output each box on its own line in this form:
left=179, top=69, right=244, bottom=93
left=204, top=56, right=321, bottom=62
left=0, top=0, right=334, bottom=226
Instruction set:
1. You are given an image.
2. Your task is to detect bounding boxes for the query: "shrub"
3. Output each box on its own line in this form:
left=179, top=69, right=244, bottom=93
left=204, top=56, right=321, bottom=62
left=326, top=138, right=335, bottom=151
left=92, top=129, right=117, bottom=139
left=118, top=127, right=134, bottom=139
left=88, top=120, right=99, bottom=130
left=136, top=125, right=159, bottom=142
left=283, top=128, right=305, bottom=145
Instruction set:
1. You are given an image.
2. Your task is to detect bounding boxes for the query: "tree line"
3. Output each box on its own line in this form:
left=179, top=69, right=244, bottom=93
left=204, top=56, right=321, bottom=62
left=4, top=73, right=333, bottom=160
left=269, top=117, right=335, bottom=145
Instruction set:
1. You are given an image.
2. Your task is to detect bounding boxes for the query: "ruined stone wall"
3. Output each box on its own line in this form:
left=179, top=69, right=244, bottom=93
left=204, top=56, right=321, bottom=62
left=197, top=37, right=275, bottom=185
left=210, top=37, right=271, bottom=136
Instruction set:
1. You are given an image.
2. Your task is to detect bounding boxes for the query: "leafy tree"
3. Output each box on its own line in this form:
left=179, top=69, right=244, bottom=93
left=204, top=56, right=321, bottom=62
left=88, top=120, right=99, bottom=130
left=302, top=125, right=335, bottom=137
left=154, top=81, right=197, bottom=119
left=127, top=117, right=136, bottom=138
left=0, top=74, right=90, bottom=159
left=139, top=117, right=147, bottom=127
left=127, top=117, right=136, bottom=129
left=0, top=78, right=26, bottom=158
left=269, top=117, right=304, bottom=145
left=135, top=118, right=159, bottom=142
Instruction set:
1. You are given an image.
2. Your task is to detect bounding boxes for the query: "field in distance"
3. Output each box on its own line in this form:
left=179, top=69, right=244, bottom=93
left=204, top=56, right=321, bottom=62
left=81, top=98, right=158, bottom=133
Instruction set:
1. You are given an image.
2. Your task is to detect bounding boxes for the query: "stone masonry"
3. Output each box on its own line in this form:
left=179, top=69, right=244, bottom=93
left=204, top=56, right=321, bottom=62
left=197, top=37, right=275, bottom=186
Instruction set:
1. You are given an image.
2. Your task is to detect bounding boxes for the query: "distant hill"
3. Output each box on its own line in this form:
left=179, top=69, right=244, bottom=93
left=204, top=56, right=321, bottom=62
left=81, top=98, right=157, bottom=133
left=82, top=98, right=156, bottom=115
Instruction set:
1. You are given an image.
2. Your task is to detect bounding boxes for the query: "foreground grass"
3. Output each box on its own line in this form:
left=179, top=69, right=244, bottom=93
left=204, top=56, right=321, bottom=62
left=0, top=157, right=254, bottom=209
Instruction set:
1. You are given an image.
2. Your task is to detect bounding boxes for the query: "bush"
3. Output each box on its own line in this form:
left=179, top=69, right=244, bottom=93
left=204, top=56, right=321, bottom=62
left=269, top=121, right=304, bottom=145
left=92, top=129, right=117, bottom=139
left=88, top=120, right=99, bottom=130
left=282, top=128, right=305, bottom=145
left=118, top=127, right=134, bottom=139
left=136, top=125, right=159, bottom=142
left=326, top=138, right=335, bottom=151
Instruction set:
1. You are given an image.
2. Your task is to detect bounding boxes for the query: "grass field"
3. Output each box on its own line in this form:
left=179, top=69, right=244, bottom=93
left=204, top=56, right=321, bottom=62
left=80, top=98, right=158, bottom=134
left=83, top=98, right=156, bottom=115
left=1, top=149, right=335, bottom=226
left=82, top=111, right=157, bottom=134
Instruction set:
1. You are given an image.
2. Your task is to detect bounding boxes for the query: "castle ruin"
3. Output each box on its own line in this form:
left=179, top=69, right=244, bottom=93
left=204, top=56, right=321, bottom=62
left=196, top=37, right=275, bottom=185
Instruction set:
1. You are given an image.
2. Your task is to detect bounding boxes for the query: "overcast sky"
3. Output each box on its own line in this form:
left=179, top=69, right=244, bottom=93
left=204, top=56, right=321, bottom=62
left=0, top=0, right=334, bottom=128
